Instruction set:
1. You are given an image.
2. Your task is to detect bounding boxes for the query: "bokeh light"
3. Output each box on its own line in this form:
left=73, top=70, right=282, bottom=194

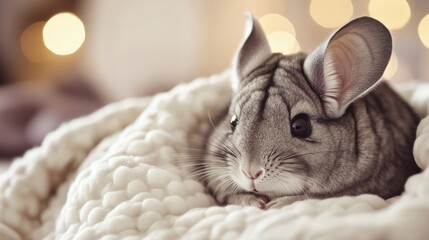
left=267, top=31, right=300, bottom=55
left=259, top=14, right=296, bottom=37
left=418, top=14, right=429, bottom=48
left=369, top=0, right=410, bottom=30
left=259, top=14, right=300, bottom=55
left=310, top=0, right=353, bottom=28
left=43, top=13, right=85, bottom=55
left=383, top=52, right=398, bottom=80
left=21, top=21, right=52, bottom=62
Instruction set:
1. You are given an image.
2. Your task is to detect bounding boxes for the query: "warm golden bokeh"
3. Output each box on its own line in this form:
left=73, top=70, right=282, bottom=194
left=43, top=13, right=85, bottom=55
left=267, top=31, right=300, bottom=55
left=259, top=14, right=300, bottom=55
left=20, top=21, right=52, bottom=62
left=369, top=0, right=411, bottom=30
left=259, top=14, right=296, bottom=36
left=418, top=14, right=429, bottom=48
left=310, top=0, right=353, bottom=28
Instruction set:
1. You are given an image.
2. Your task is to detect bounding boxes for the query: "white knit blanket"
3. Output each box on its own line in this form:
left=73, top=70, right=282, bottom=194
left=1, top=71, right=429, bottom=240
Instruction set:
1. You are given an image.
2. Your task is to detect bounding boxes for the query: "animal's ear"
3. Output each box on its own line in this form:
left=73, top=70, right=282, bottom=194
left=232, top=13, right=272, bottom=91
left=303, top=17, right=392, bottom=118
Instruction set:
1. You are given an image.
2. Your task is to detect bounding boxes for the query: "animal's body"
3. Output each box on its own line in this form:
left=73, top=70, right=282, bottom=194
left=192, top=14, right=420, bottom=209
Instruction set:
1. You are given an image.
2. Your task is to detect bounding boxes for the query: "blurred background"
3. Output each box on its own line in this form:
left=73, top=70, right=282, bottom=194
left=0, top=0, right=428, bottom=162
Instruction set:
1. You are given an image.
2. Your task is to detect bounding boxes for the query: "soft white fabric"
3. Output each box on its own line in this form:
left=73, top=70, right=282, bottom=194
left=1, top=71, right=429, bottom=240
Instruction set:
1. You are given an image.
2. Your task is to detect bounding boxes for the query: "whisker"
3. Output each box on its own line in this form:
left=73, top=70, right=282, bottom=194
left=207, top=111, right=216, bottom=130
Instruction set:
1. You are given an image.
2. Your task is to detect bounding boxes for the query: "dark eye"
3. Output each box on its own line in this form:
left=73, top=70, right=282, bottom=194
left=291, top=114, right=311, bottom=138
left=230, top=115, right=238, bottom=131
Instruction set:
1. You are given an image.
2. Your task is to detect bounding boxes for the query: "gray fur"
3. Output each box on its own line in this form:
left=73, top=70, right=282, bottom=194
left=193, top=16, right=420, bottom=209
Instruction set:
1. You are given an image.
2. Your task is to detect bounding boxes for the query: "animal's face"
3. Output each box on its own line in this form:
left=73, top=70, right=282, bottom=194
left=212, top=54, right=357, bottom=198
left=202, top=14, right=393, bottom=201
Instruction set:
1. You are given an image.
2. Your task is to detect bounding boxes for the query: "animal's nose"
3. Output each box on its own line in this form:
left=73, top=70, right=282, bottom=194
left=242, top=168, right=265, bottom=180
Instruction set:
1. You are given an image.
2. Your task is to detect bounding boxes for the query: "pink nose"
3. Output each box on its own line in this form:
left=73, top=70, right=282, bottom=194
left=242, top=168, right=264, bottom=180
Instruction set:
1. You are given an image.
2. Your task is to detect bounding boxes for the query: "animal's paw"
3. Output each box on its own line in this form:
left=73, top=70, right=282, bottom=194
left=227, top=193, right=270, bottom=209
left=265, top=195, right=306, bottom=209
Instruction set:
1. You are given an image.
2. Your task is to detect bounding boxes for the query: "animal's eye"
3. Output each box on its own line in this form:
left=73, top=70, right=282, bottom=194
left=230, top=115, right=238, bottom=131
left=291, top=114, right=311, bottom=138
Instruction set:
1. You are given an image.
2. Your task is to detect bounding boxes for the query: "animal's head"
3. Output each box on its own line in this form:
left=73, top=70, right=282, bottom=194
left=205, top=14, right=393, bottom=200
